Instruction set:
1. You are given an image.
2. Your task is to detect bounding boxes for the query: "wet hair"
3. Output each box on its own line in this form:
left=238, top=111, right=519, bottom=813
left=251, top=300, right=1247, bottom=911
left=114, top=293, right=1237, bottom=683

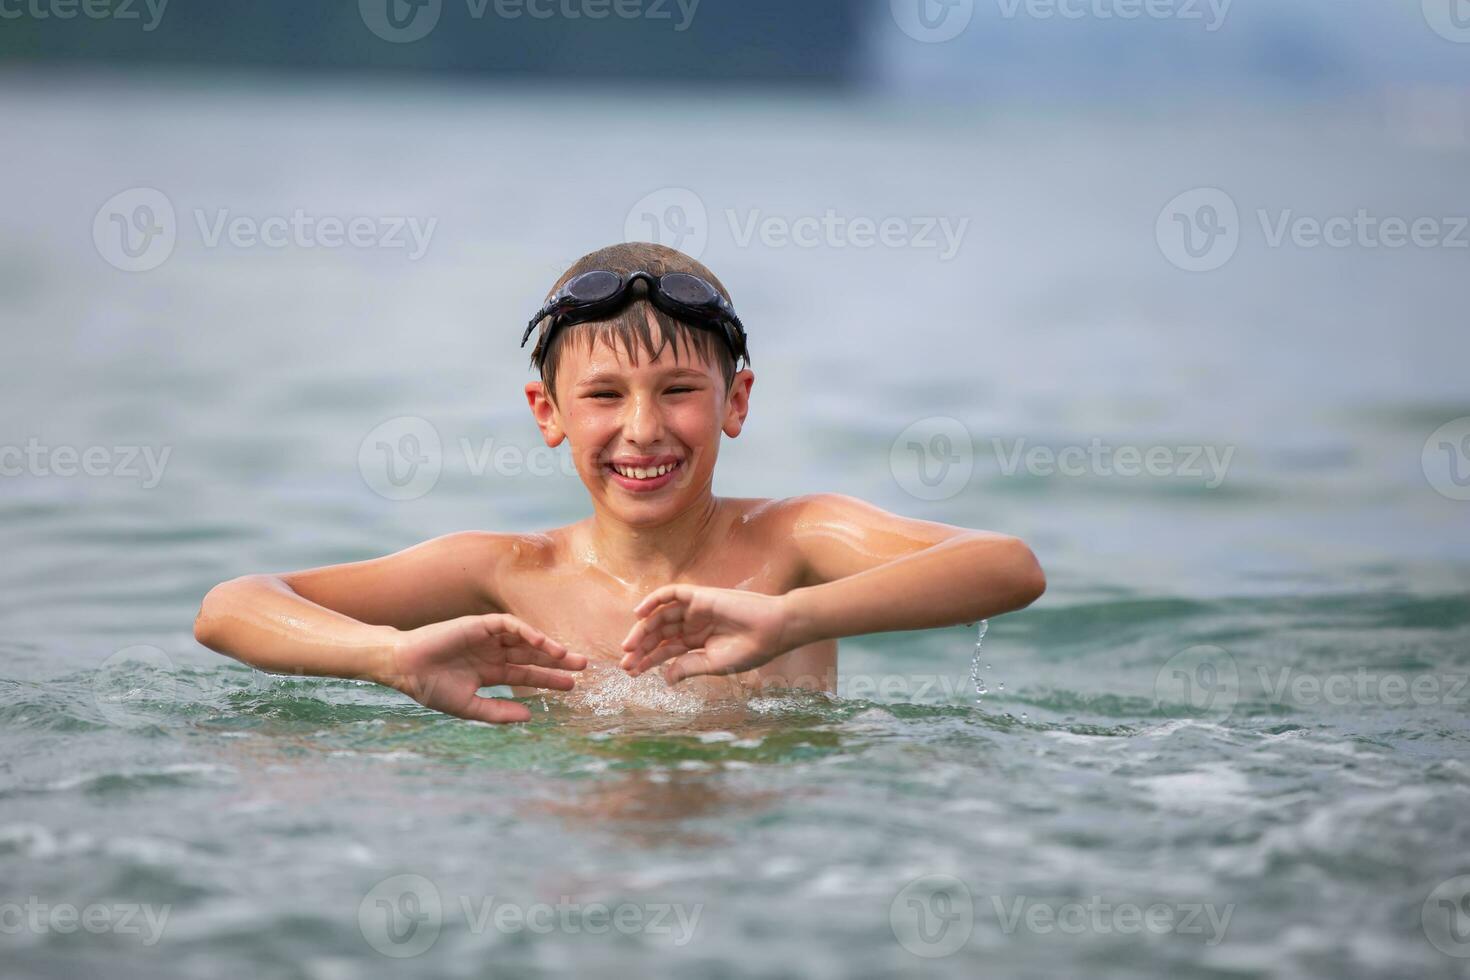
left=527, top=242, right=749, bottom=406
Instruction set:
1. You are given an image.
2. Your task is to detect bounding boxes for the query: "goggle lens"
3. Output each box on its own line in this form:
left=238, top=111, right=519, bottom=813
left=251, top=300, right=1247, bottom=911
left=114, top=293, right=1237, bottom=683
left=659, top=272, right=717, bottom=308
left=564, top=270, right=622, bottom=303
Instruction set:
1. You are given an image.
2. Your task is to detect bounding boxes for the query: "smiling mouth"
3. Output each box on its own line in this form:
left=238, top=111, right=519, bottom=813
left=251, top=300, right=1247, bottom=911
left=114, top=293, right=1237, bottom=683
left=605, top=459, right=683, bottom=481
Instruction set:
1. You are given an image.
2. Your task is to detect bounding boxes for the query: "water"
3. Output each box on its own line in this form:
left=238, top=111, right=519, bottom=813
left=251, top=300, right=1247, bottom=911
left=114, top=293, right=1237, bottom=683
left=968, top=620, right=990, bottom=704
left=2, top=71, right=1469, bottom=978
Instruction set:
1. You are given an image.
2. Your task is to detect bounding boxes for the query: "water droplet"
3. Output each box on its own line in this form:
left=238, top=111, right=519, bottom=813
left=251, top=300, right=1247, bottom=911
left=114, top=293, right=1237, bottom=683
left=1020, top=712, right=1028, bottom=721
left=997, top=682, right=1004, bottom=691
left=967, top=620, right=991, bottom=705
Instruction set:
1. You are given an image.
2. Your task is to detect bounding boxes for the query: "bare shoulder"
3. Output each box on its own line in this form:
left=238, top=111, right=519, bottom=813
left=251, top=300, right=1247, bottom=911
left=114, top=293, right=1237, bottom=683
left=414, top=529, right=554, bottom=566
left=760, top=492, right=911, bottom=537
left=759, top=492, right=976, bottom=586
left=461, top=530, right=566, bottom=577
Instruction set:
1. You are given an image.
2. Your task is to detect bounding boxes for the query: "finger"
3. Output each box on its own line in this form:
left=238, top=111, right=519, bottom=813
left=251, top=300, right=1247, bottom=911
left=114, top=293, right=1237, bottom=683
left=620, top=616, right=688, bottom=668
left=630, top=637, right=694, bottom=676
left=499, top=645, right=588, bottom=672
left=621, top=601, right=686, bottom=655
left=663, top=650, right=717, bottom=686
left=633, top=584, right=694, bottom=618
left=501, top=664, right=580, bottom=692
left=483, top=614, right=568, bottom=657
left=458, top=696, right=532, bottom=725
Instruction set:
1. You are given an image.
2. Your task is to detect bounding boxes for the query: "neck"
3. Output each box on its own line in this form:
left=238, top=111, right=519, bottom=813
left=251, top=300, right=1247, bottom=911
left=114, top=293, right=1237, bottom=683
left=580, top=492, right=725, bottom=593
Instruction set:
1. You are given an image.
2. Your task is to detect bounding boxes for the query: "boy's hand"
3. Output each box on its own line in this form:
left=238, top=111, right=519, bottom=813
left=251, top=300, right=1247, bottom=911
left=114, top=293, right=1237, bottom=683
left=619, top=585, right=800, bottom=684
left=384, top=614, right=587, bottom=723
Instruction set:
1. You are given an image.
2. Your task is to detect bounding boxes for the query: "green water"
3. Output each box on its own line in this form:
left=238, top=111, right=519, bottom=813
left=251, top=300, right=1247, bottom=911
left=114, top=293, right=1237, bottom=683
left=2, top=73, right=1468, bottom=978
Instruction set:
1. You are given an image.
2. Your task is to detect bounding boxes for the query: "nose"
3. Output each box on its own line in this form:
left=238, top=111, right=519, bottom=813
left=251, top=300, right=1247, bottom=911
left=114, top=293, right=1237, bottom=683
left=623, top=389, right=665, bottom=446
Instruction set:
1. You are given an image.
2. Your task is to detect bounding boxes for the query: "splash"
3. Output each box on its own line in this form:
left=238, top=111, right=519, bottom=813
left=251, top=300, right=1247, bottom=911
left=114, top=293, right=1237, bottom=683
left=558, top=663, right=707, bottom=717
left=967, top=620, right=990, bottom=705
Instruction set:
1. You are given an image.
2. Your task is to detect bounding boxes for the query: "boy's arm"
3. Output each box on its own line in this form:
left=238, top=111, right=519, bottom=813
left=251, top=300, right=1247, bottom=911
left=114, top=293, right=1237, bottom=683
left=620, top=493, right=1044, bottom=682
left=778, top=493, right=1046, bottom=648
left=194, top=532, right=585, bottom=722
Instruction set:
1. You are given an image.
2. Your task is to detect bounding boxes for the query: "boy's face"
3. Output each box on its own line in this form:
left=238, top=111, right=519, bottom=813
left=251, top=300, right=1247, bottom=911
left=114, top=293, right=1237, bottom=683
left=524, top=313, right=754, bottom=526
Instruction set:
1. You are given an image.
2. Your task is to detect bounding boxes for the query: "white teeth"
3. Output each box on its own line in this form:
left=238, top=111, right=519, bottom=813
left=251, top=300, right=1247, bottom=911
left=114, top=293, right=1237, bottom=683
left=612, top=462, right=677, bottom=479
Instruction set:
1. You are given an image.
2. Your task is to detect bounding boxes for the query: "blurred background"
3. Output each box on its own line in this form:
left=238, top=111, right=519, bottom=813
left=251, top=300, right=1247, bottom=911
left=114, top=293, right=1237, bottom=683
left=3, top=2, right=1469, bottom=978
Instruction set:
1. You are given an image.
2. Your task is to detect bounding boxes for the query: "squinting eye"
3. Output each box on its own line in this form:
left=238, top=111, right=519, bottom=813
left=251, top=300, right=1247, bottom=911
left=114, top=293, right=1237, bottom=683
left=667, top=387, right=695, bottom=394
left=589, top=392, right=620, bottom=400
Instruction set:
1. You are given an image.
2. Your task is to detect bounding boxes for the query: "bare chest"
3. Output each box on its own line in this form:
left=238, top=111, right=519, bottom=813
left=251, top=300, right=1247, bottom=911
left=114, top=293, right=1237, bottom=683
left=496, top=538, right=835, bottom=697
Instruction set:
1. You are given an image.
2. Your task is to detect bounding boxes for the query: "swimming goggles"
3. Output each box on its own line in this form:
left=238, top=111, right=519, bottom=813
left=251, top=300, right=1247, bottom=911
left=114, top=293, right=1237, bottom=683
left=522, top=270, right=749, bottom=365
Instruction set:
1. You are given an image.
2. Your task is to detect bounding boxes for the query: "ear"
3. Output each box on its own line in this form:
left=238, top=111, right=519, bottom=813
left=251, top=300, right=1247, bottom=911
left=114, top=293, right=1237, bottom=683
left=524, top=381, right=566, bottom=447
left=721, top=369, right=755, bottom=438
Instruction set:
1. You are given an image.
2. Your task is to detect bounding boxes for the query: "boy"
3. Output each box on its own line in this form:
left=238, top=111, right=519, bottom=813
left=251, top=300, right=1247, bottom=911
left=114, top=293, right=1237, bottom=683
left=194, top=243, right=1045, bottom=724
